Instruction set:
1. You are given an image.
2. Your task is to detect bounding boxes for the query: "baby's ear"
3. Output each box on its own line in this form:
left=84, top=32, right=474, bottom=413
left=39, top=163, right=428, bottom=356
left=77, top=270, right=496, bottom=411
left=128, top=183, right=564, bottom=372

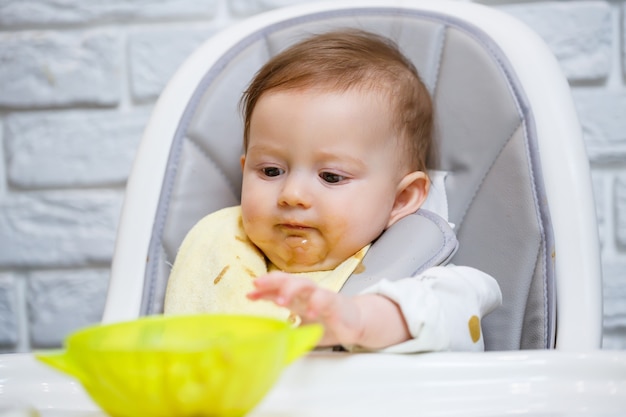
left=387, top=171, right=430, bottom=228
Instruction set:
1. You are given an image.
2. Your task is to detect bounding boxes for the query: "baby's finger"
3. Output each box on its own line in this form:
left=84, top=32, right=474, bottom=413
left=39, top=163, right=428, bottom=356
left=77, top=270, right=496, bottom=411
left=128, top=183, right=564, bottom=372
left=246, top=272, right=296, bottom=303
left=246, top=287, right=278, bottom=301
left=274, top=278, right=318, bottom=308
left=306, top=287, right=336, bottom=316
left=252, top=272, right=291, bottom=289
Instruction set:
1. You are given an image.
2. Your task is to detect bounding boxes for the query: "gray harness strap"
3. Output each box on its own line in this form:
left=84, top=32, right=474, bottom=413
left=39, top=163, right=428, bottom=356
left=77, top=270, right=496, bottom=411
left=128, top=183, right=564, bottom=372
left=340, top=209, right=458, bottom=295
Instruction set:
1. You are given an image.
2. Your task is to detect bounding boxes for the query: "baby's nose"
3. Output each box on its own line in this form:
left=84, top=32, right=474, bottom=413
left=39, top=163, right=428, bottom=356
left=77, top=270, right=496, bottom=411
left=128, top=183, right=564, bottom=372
left=278, top=174, right=312, bottom=208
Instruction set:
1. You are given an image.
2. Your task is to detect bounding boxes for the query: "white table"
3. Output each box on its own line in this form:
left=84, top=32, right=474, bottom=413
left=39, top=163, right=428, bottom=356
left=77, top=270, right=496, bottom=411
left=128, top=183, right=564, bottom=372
left=1, top=350, right=625, bottom=416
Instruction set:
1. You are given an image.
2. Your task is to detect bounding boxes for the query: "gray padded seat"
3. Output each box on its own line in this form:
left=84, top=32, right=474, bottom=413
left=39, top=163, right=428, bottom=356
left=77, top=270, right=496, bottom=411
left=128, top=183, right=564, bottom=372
left=141, top=8, right=555, bottom=351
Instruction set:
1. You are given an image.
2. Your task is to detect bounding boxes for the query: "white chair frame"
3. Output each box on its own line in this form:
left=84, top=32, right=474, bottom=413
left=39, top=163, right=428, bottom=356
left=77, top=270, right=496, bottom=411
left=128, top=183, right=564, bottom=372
left=103, top=0, right=603, bottom=350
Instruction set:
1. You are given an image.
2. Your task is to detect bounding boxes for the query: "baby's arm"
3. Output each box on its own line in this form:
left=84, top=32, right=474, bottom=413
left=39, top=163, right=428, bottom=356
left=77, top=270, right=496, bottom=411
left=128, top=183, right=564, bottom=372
left=248, top=266, right=502, bottom=352
left=247, top=272, right=411, bottom=349
left=361, top=265, right=502, bottom=352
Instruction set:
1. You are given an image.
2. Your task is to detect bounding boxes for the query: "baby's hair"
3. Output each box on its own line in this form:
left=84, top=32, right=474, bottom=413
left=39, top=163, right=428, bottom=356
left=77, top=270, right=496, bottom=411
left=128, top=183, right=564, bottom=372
left=241, top=29, right=433, bottom=172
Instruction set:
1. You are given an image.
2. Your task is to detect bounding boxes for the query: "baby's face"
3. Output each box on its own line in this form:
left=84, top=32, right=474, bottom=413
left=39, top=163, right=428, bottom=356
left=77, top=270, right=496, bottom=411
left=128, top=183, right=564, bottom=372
left=241, top=88, right=409, bottom=272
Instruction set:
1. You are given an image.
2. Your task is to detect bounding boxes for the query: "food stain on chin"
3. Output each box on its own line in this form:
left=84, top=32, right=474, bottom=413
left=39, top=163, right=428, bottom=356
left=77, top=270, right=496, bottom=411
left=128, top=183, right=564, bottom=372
left=285, top=236, right=310, bottom=250
left=281, top=236, right=327, bottom=268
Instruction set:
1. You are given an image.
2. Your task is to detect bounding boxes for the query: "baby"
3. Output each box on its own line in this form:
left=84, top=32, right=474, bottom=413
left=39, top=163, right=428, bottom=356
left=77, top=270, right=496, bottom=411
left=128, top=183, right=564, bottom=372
left=164, top=29, right=501, bottom=352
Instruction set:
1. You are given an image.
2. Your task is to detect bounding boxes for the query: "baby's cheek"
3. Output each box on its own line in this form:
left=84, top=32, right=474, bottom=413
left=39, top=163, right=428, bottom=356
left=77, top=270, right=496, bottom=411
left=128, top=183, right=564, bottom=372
left=241, top=193, right=262, bottom=223
left=240, top=206, right=262, bottom=241
left=240, top=181, right=262, bottom=215
left=320, top=225, right=356, bottom=259
left=326, top=214, right=382, bottom=257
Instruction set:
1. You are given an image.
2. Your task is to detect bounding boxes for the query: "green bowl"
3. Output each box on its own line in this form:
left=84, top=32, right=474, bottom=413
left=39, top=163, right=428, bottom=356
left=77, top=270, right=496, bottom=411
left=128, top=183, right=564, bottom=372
left=36, top=314, right=322, bottom=417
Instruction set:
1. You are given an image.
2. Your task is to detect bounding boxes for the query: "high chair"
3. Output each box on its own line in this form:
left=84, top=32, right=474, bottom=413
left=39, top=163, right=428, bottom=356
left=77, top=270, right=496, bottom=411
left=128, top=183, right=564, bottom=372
left=103, top=0, right=603, bottom=351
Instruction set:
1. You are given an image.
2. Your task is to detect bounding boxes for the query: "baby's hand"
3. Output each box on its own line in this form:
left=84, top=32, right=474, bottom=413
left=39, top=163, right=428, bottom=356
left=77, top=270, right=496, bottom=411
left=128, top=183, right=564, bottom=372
left=246, top=272, right=365, bottom=347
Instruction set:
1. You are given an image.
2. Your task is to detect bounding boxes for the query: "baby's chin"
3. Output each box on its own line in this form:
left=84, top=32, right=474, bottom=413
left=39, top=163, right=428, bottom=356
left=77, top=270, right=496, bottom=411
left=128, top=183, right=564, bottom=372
left=266, top=245, right=341, bottom=273
left=269, top=254, right=338, bottom=273
left=276, top=261, right=336, bottom=273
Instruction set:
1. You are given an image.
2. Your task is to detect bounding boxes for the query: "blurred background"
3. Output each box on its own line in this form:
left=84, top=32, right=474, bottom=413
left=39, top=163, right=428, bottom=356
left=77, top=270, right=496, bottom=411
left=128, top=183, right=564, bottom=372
left=0, top=0, right=624, bottom=353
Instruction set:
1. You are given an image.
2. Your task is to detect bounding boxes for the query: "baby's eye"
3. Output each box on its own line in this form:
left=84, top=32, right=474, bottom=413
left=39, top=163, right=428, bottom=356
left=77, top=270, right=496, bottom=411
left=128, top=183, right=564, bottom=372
left=319, top=172, right=346, bottom=184
left=262, top=167, right=284, bottom=177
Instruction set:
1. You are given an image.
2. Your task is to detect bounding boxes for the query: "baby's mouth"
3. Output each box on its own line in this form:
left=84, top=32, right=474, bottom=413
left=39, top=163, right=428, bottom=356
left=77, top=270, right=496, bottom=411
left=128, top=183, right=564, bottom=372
left=277, top=224, right=315, bottom=248
left=278, top=222, right=312, bottom=232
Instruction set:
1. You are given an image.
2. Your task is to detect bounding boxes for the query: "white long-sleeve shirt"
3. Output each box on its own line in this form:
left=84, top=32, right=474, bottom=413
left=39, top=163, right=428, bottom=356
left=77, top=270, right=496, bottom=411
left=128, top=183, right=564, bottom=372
left=355, top=265, right=501, bottom=353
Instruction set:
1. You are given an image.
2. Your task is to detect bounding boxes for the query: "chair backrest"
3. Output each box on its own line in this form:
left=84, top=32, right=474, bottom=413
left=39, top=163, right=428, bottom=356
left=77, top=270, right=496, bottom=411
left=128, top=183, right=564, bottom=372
left=103, top=0, right=603, bottom=351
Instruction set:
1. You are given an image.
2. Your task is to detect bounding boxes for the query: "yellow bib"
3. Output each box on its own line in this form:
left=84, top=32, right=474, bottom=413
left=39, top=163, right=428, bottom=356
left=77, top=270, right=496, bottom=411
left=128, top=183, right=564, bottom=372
left=164, top=206, right=368, bottom=322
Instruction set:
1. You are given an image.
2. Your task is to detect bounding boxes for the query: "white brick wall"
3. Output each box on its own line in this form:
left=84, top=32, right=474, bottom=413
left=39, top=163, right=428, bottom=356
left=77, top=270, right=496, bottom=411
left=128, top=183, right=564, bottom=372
left=0, top=0, right=624, bottom=352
